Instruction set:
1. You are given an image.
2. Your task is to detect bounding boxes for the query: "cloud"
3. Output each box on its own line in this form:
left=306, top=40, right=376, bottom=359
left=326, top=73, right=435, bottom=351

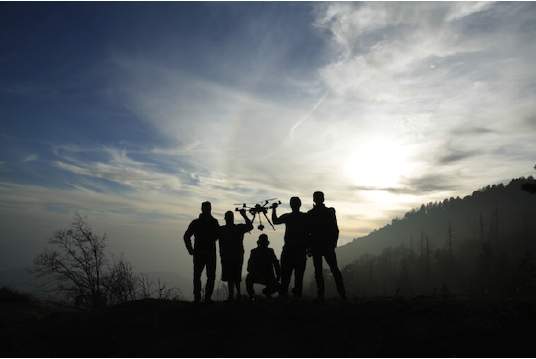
left=437, top=149, right=481, bottom=165
left=286, top=89, right=330, bottom=146
left=401, top=173, right=459, bottom=194
left=0, top=178, right=191, bottom=227
left=312, top=2, right=496, bottom=101
left=450, top=126, right=497, bottom=136
left=21, top=154, right=38, bottom=162
left=434, top=140, right=482, bottom=165
left=309, top=2, right=536, bottom=186
left=349, top=185, right=415, bottom=195
left=107, top=54, right=346, bottom=203
left=349, top=172, right=459, bottom=195
left=494, top=142, right=536, bottom=162
left=48, top=141, right=293, bottom=224
left=102, top=2, right=536, bottom=218
left=52, top=144, right=193, bottom=194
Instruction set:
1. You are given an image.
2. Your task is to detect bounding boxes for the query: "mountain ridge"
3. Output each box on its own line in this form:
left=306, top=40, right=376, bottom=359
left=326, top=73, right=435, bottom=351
left=337, top=176, right=536, bottom=267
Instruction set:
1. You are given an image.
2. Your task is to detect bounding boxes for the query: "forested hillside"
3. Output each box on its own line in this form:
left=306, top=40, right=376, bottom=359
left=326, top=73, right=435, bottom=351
left=333, top=177, right=536, bottom=299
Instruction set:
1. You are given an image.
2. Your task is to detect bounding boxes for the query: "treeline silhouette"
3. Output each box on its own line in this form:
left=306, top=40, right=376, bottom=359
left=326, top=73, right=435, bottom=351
left=332, top=177, right=536, bottom=299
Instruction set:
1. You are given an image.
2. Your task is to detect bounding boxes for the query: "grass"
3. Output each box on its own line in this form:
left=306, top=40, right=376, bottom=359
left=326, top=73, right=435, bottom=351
left=1, top=293, right=535, bottom=357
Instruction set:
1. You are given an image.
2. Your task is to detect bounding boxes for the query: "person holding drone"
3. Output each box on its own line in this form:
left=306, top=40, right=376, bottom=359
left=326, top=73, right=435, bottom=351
left=218, top=208, right=253, bottom=303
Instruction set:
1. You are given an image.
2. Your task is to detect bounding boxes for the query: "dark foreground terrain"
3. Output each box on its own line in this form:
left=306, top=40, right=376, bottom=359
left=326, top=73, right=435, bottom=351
left=1, top=295, right=535, bottom=357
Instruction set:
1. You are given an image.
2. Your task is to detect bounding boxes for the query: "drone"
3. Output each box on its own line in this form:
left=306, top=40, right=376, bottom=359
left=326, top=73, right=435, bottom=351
left=234, top=198, right=282, bottom=231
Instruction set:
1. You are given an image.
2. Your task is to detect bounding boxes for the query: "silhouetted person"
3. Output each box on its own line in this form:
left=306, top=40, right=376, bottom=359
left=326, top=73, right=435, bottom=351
left=245, top=234, right=281, bottom=304
left=218, top=209, right=253, bottom=303
left=184, top=201, right=220, bottom=303
left=307, top=191, right=346, bottom=301
left=272, top=197, right=309, bottom=299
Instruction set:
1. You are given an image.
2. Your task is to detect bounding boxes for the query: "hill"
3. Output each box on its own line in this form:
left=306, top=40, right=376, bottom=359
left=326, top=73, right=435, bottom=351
left=327, top=177, right=536, bottom=300
left=143, top=271, right=193, bottom=300
left=337, top=177, right=536, bottom=266
left=1, top=295, right=535, bottom=357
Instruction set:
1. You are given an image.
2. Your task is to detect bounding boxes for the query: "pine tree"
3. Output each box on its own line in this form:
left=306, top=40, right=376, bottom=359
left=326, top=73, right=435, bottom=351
left=445, top=221, right=456, bottom=265
left=479, top=214, right=485, bottom=242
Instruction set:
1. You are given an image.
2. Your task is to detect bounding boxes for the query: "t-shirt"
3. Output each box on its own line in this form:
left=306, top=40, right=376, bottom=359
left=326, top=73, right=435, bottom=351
left=307, top=204, right=339, bottom=247
left=218, top=223, right=252, bottom=260
left=277, top=212, right=309, bottom=248
left=184, top=214, right=219, bottom=253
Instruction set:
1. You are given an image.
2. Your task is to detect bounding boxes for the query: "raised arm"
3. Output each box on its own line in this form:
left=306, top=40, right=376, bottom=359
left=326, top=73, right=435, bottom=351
left=239, top=209, right=254, bottom=232
left=271, top=202, right=283, bottom=225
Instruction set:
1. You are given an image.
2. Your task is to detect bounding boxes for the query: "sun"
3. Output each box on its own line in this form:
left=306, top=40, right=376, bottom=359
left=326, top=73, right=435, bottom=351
left=344, top=140, right=408, bottom=189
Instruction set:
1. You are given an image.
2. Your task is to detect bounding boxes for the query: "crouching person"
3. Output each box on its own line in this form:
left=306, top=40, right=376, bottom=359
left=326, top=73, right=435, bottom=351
left=246, top=234, right=281, bottom=304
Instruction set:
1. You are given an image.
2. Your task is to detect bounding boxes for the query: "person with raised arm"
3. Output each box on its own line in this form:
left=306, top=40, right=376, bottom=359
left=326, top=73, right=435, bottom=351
left=218, top=208, right=253, bottom=303
left=271, top=197, right=309, bottom=299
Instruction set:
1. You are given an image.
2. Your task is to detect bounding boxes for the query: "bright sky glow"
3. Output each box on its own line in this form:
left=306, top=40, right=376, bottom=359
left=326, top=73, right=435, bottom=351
left=1, top=2, right=535, bottom=275
left=344, top=139, right=409, bottom=188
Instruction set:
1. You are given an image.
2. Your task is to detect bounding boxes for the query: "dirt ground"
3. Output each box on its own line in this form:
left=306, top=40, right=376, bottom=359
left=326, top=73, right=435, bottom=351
left=1, top=296, right=535, bottom=357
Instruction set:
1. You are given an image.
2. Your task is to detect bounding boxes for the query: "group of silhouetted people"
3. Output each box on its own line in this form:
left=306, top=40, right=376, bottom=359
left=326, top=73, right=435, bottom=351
left=183, top=191, right=346, bottom=304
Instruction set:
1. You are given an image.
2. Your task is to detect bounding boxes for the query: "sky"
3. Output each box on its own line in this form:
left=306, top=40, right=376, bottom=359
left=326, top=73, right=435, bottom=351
left=1, top=2, right=535, bottom=276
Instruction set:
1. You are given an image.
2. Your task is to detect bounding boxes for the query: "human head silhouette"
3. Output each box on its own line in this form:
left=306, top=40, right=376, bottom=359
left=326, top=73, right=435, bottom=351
left=257, top=234, right=269, bottom=247
left=313, top=191, right=325, bottom=205
left=225, top=210, right=234, bottom=225
left=290, top=197, right=301, bottom=211
left=201, top=201, right=212, bottom=215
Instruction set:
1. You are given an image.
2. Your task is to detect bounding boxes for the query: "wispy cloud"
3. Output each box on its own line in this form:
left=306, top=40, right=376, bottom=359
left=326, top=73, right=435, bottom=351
left=286, top=90, right=330, bottom=146
left=313, top=2, right=492, bottom=99
left=312, top=2, right=535, bottom=181
left=21, top=154, right=38, bottom=162
left=52, top=144, right=193, bottom=194
left=450, top=126, right=497, bottom=137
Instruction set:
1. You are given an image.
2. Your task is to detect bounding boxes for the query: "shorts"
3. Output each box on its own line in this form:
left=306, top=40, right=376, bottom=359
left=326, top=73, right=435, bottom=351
left=221, top=258, right=243, bottom=282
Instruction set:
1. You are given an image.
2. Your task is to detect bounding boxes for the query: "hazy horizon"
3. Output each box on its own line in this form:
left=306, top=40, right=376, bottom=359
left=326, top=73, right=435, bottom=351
left=1, top=2, right=535, bottom=275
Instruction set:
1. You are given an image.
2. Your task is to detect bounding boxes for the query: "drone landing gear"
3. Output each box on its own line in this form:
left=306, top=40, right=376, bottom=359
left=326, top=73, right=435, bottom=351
left=251, top=211, right=275, bottom=231
left=234, top=198, right=280, bottom=231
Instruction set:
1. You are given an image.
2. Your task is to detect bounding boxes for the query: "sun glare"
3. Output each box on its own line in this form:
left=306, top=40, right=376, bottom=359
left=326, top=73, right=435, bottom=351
left=345, top=140, right=407, bottom=189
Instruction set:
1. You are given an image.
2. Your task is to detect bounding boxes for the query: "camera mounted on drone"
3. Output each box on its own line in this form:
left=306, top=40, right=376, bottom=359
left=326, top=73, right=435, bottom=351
left=235, top=198, right=281, bottom=231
